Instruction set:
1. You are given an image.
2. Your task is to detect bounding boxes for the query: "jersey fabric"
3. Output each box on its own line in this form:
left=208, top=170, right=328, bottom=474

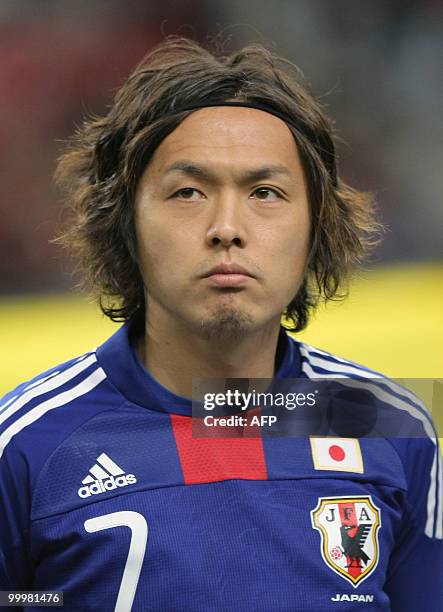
left=0, top=321, right=442, bottom=611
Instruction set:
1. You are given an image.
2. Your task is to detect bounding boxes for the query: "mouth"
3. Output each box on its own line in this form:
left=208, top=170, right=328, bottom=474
left=201, top=264, right=255, bottom=288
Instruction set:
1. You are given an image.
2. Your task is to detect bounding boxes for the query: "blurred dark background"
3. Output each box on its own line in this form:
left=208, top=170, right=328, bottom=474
left=1, top=0, right=442, bottom=294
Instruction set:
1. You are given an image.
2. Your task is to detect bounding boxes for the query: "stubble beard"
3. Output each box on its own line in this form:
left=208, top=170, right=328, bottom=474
left=199, top=300, right=254, bottom=342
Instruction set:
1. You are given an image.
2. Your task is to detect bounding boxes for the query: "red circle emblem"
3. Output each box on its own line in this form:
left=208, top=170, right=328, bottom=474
left=329, top=444, right=345, bottom=461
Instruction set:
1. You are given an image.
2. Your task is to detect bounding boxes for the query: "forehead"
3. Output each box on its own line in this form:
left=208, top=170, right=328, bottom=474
left=149, top=106, right=301, bottom=171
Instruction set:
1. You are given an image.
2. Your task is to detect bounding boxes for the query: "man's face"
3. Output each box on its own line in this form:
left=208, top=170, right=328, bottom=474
left=135, top=106, right=311, bottom=340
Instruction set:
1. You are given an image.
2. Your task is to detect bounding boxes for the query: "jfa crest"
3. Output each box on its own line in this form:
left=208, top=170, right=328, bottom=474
left=311, top=496, right=381, bottom=588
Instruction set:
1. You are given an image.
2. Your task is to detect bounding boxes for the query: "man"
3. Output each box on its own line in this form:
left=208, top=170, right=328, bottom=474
left=0, top=37, right=441, bottom=611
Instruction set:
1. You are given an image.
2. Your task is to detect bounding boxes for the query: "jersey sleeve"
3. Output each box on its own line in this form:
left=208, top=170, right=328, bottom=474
left=0, top=353, right=106, bottom=596
left=385, top=437, right=443, bottom=611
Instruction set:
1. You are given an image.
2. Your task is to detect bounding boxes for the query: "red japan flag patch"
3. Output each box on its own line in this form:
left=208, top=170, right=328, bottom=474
left=310, top=437, right=364, bottom=473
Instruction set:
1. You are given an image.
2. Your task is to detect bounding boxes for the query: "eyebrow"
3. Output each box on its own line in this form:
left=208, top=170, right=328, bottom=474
left=162, top=161, right=293, bottom=184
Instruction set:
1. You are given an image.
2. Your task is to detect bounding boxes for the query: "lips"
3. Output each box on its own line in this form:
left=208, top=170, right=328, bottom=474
left=201, top=263, right=254, bottom=278
left=201, top=263, right=255, bottom=287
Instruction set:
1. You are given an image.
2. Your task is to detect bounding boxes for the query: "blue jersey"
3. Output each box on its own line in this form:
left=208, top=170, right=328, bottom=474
left=0, top=322, right=442, bottom=611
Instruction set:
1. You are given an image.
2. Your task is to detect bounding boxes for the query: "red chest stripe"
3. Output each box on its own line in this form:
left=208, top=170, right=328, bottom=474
left=170, top=410, right=268, bottom=485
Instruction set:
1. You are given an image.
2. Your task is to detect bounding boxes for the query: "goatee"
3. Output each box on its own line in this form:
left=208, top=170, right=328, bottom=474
left=199, top=304, right=253, bottom=341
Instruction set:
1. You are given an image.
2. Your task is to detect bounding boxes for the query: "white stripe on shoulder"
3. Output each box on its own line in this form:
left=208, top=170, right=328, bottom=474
left=0, top=371, right=61, bottom=413
left=299, top=343, right=421, bottom=407
left=0, top=353, right=97, bottom=427
left=300, top=358, right=436, bottom=444
left=0, top=367, right=106, bottom=459
left=300, top=343, right=382, bottom=375
left=299, top=344, right=435, bottom=437
left=426, top=450, right=436, bottom=537
left=436, top=449, right=443, bottom=539
left=0, top=352, right=94, bottom=413
left=301, top=344, right=381, bottom=376
left=426, top=445, right=443, bottom=540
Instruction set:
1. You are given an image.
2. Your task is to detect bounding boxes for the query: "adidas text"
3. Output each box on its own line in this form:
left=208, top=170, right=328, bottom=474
left=78, top=474, right=137, bottom=498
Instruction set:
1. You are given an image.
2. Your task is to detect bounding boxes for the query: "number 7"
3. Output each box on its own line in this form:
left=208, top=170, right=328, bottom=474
left=85, top=511, right=148, bottom=612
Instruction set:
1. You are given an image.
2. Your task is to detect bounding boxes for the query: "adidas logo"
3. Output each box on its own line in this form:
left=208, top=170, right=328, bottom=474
left=78, top=452, right=137, bottom=498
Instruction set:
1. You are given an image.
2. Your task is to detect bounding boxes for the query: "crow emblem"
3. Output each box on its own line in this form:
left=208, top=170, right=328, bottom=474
left=340, top=524, right=371, bottom=568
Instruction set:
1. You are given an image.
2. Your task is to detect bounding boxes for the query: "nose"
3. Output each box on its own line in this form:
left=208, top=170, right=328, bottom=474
left=205, top=193, right=246, bottom=249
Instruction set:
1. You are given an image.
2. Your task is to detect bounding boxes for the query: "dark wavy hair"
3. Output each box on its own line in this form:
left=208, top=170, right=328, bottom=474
left=55, top=37, right=382, bottom=332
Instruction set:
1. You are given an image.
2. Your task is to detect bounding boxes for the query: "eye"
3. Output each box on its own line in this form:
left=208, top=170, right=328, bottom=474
left=172, top=188, right=205, bottom=201
left=250, top=186, right=282, bottom=201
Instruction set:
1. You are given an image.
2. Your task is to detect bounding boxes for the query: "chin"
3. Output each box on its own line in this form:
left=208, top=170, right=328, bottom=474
left=197, top=304, right=256, bottom=341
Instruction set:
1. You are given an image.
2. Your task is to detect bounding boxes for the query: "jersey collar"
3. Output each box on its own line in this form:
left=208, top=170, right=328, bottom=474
left=96, top=320, right=301, bottom=416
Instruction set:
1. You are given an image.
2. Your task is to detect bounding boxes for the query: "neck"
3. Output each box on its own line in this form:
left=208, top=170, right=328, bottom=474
left=138, top=310, right=282, bottom=399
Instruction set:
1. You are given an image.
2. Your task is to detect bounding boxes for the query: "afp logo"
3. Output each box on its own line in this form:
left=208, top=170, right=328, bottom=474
left=311, top=495, right=381, bottom=587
